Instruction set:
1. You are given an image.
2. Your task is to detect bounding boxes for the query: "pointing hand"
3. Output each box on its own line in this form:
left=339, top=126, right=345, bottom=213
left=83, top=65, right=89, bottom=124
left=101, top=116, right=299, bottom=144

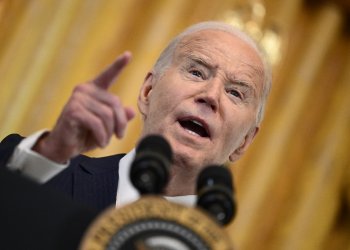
left=33, top=52, right=136, bottom=163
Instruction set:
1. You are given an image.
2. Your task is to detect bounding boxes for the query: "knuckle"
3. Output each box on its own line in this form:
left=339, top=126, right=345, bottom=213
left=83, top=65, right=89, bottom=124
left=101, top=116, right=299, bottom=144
left=101, top=107, right=114, bottom=124
left=106, top=108, right=114, bottom=121
left=112, top=96, right=121, bottom=107
left=117, top=115, right=127, bottom=128
left=65, top=102, right=81, bottom=119
left=73, top=83, right=94, bottom=96
left=73, top=84, right=86, bottom=93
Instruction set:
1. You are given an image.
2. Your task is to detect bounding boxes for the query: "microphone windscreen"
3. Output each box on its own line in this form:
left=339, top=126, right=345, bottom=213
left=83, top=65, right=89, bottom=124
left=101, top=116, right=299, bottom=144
left=196, top=165, right=233, bottom=193
left=131, top=134, right=172, bottom=194
left=137, top=134, right=172, bottom=162
left=196, top=165, right=236, bottom=225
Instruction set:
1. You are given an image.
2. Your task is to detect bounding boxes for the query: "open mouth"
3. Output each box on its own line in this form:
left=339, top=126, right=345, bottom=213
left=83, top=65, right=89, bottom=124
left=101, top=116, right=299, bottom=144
left=178, top=118, right=210, bottom=138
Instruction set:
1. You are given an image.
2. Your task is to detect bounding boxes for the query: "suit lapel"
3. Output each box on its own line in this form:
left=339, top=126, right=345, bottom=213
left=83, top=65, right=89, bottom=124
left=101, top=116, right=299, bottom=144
left=73, top=154, right=125, bottom=211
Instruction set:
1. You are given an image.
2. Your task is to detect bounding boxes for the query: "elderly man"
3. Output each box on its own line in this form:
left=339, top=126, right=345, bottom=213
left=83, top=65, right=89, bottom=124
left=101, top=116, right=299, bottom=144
left=0, top=21, right=271, bottom=212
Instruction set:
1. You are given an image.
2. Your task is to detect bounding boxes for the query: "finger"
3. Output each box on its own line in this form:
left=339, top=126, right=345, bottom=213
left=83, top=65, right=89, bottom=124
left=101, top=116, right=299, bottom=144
left=92, top=51, right=132, bottom=90
left=113, top=107, right=136, bottom=139
left=71, top=102, right=109, bottom=147
left=71, top=84, right=134, bottom=139
left=80, top=95, right=115, bottom=142
left=113, top=102, right=129, bottom=139
left=125, top=107, right=136, bottom=121
left=74, top=83, right=129, bottom=117
left=84, top=98, right=133, bottom=140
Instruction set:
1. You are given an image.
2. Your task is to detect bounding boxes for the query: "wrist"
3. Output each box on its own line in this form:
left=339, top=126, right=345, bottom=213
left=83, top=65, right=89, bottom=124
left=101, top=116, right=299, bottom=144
left=32, top=132, right=70, bottom=164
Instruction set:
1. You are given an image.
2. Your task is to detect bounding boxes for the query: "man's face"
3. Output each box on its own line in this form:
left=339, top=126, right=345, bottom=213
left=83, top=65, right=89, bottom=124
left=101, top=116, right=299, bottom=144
left=138, top=29, right=264, bottom=173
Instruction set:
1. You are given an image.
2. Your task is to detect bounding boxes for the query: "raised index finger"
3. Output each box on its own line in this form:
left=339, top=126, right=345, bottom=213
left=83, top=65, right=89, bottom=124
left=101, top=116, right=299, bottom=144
left=92, top=51, right=132, bottom=90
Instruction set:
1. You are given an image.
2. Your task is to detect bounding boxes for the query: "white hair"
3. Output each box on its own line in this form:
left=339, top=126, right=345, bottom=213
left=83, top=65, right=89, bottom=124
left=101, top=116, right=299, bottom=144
left=152, top=21, right=272, bottom=125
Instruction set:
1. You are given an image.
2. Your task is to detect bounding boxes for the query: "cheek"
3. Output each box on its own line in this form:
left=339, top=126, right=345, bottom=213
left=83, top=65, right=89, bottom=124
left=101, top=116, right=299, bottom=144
left=151, top=92, right=173, bottom=113
left=150, top=82, right=185, bottom=113
left=220, top=111, right=254, bottom=148
left=221, top=124, right=243, bottom=152
left=147, top=87, right=177, bottom=124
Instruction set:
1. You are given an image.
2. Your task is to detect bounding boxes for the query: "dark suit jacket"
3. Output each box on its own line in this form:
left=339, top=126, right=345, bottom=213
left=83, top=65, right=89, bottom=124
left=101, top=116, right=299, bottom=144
left=0, top=134, right=125, bottom=212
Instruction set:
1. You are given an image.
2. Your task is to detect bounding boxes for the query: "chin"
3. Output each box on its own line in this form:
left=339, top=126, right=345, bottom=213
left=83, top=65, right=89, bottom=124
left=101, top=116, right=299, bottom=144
left=172, top=148, right=202, bottom=169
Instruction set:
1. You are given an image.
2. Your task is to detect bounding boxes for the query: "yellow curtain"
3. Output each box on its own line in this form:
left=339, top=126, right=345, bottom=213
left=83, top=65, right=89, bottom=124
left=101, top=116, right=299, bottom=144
left=1, top=0, right=349, bottom=249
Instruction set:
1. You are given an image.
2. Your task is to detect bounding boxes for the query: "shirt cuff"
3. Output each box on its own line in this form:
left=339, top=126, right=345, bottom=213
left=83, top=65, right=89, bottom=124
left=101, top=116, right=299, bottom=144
left=7, top=130, right=69, bottom=183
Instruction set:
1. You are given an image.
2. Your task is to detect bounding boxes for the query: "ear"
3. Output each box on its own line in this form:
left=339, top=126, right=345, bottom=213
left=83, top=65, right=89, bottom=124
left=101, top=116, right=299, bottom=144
left=137, top=72, right=154, bottom=119
left=229, top=126, right=259, bottom=162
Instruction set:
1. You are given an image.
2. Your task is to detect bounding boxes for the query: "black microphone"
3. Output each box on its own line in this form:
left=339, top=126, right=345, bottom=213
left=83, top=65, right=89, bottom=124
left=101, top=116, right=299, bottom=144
left=196, top=165, right=236, bottom=225
left=130, top=134, right=172, bottom=195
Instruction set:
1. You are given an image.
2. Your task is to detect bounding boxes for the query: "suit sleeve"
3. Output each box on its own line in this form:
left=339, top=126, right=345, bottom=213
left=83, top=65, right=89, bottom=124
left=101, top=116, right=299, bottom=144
left=0, top=134, right=24, bottom=168
left=0, top=132, right=69, bottom=183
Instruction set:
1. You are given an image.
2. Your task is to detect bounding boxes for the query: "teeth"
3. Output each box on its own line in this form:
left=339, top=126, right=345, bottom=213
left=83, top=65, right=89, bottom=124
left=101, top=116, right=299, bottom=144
left=186, top=129, right=200, bottom=136
left=191, top=120, right=203, bottom=127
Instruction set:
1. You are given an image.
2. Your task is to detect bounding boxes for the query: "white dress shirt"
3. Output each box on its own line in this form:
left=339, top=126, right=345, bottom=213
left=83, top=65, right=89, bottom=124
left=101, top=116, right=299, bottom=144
left=6, top=130, right=69, bottom=183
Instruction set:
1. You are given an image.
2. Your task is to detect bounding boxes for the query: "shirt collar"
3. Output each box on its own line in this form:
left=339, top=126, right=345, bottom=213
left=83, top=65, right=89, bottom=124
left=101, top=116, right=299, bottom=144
left=116, top=149, right=197, bottom=208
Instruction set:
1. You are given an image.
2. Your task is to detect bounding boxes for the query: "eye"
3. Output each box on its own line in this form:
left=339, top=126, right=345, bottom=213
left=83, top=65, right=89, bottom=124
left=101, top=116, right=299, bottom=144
left=227, top=89, right=243, bottom=99
left=189, top=69, right=204, bottom=79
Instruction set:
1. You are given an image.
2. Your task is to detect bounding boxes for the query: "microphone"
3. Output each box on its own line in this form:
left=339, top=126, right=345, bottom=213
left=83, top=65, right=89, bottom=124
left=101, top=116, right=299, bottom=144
left=196, top=165, right=236, bottom=225
left=130, top=134, right=173, bottom=195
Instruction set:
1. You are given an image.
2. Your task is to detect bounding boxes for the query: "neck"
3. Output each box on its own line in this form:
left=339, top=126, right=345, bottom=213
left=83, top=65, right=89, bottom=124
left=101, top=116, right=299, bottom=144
left=163, top=162, right=198, bottom=196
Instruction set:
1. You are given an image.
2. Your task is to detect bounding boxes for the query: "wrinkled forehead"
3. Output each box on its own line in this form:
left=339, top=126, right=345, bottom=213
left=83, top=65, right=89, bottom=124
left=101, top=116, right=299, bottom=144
left=175, top=30, right=265, bottom=87
left=176, top=29, right=263, bottom=66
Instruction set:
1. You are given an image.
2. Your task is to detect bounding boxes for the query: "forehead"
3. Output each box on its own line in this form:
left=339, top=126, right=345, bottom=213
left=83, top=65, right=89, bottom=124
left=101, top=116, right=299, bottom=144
left=174, top=29, right=264, bottom=82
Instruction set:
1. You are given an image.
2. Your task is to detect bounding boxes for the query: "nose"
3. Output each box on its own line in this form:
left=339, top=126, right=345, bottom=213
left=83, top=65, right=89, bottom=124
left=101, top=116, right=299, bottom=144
left=195, top=78, right=221, bottom=112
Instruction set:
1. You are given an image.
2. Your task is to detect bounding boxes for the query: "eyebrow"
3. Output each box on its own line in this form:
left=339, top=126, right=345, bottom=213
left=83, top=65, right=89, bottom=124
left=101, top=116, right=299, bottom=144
left=185, top=54, right=258, bottom=96
left=186, top=54, right=216, bottom=70
left=229, top=76, right=257, bottom=97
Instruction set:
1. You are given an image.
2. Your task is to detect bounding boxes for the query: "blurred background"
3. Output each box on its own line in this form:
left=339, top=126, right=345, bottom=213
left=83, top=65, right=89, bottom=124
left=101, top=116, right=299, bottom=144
left=0, top=0, right=349, bottom=249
